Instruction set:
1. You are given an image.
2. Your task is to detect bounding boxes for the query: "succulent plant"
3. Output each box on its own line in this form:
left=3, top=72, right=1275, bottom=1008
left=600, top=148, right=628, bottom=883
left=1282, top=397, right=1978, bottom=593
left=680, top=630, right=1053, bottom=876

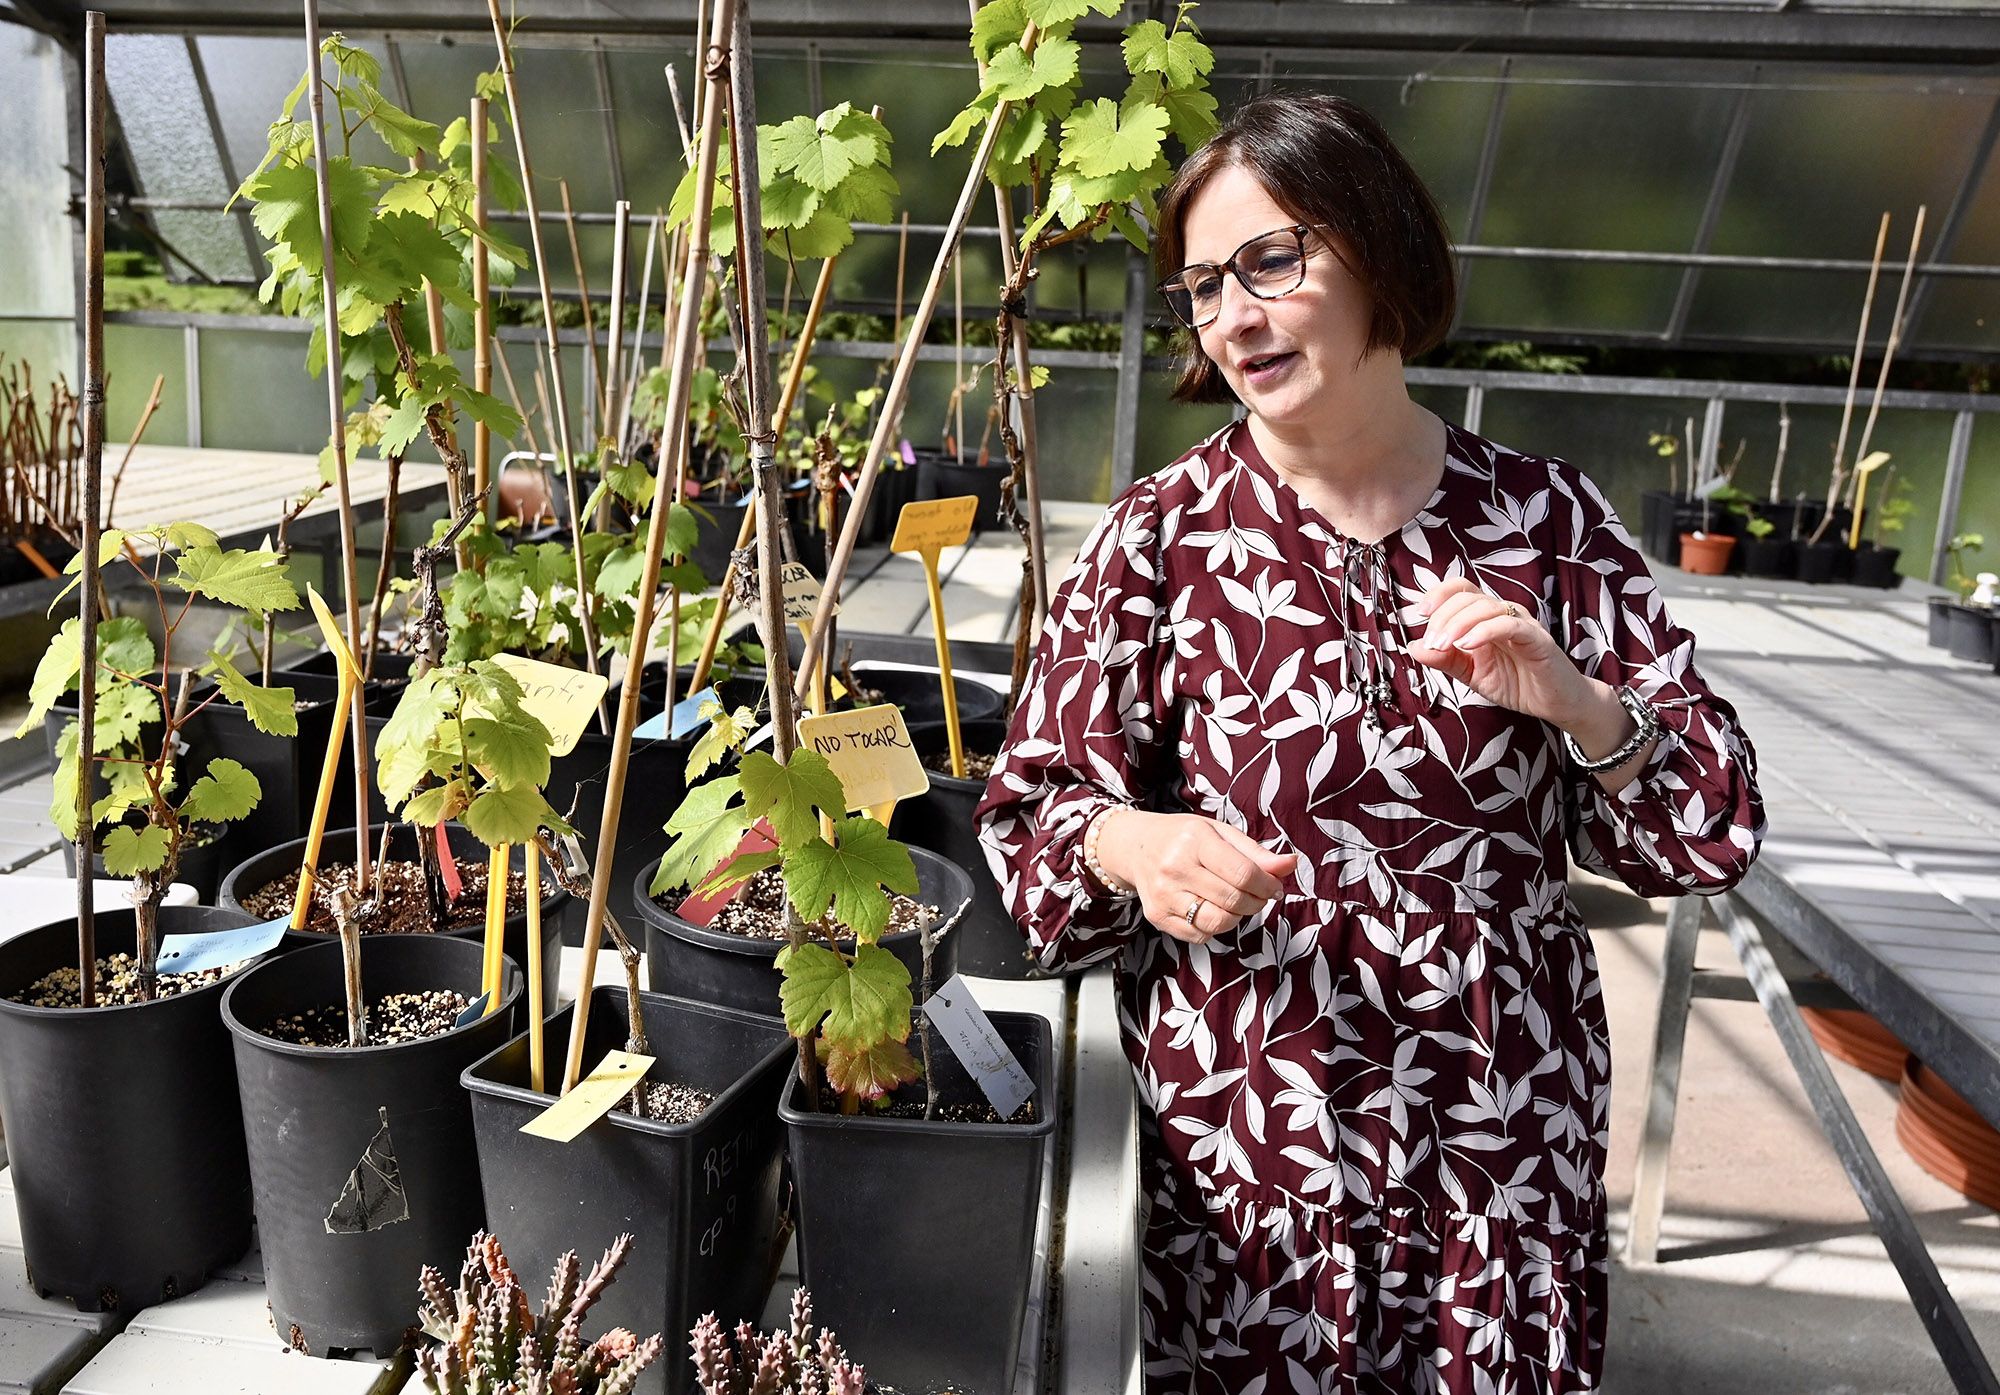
left=416, top=1231, right=663, bottom=1395
left=689, top=1288, right=866, bottom=1395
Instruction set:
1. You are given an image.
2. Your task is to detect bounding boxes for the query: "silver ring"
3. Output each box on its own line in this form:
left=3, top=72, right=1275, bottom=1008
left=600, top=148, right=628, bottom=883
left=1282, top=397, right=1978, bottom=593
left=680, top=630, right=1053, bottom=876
left=1504, top=600, right=1524, bottom=620
left=1183, top=895, right=1205, bottom=926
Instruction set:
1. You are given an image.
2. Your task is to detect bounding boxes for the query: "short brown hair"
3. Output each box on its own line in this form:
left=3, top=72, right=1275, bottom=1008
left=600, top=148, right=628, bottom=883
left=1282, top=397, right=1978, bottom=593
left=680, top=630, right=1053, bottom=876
left=1154, top=92, right=1458, bottom=405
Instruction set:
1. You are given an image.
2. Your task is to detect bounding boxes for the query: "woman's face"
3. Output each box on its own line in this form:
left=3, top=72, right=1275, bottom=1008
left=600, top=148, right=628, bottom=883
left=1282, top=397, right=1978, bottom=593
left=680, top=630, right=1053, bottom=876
left=1177, top=165, right=1379, bottom=427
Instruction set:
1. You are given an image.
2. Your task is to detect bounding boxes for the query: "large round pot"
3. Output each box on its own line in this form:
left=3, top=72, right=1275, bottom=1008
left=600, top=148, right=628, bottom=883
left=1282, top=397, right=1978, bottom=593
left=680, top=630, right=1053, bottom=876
left=894, top=718, right=1034, bottom=980
left=221, top=935, right=521, bottom=1356
left=687, top=491, right=753, bottom=584
left=1851, top=543, right=1903, bottom=590
left=915, top=449, right=1008, bottom=536
left=1944, top=604, right=1999, bottom=666
left=846, top=665, right=1004, bottom=728
left=218, top=823, right=564, bottom=999
left=635, top=844, right=971, bottom=1018
left=1676, top=531, right=1734, bottom=576
left=0, top=906, right=262, bottom=1313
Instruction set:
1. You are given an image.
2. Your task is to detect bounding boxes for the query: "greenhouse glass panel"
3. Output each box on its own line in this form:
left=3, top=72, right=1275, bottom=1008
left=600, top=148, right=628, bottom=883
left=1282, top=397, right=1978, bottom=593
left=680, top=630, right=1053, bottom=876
left=198, top=326, right=322, bottom=453
left=1683, top=267, right=1879, bottom=347
left=197, top=37, right=320, bottom=191
left=1136, top=372, right=1235, bottom=484
left=1476, top=386, right=1709, bottom=526
left=104, top=324, right=189, bottom=450
left=402, top=42, right=615, bottom=212
left=1459, top=259, right=1684, bottom=337
left=819, top=46, right=976, bottom=227
left=1911, top=120, right=2000, bottom=354
left=1956, top=416, right=2000, bottom=585
left=608, top=46, right=694, bottom=216
left=1, top=27, right=76, bottom=320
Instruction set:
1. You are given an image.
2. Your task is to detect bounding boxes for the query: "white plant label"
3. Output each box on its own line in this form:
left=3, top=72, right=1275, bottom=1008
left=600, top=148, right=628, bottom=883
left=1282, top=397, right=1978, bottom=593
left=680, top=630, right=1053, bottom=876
left=922, top=974, right=1035, bottom=1121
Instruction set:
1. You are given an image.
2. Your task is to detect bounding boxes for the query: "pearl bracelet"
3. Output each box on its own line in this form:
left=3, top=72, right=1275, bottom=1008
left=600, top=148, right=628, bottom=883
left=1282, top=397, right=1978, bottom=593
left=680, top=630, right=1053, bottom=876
left=1082, top=805, right=1138, bottom=899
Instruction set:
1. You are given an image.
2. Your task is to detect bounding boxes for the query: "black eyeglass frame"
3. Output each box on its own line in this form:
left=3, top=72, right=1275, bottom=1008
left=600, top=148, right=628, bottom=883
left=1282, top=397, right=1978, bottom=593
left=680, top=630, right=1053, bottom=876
left=1156, top=222, right=1333, bottom=330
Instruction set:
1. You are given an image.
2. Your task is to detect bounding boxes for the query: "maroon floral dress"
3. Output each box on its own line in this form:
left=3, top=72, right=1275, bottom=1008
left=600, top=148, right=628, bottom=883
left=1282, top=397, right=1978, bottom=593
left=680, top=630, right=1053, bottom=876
left=975, top=420, right=1764, bottom=1394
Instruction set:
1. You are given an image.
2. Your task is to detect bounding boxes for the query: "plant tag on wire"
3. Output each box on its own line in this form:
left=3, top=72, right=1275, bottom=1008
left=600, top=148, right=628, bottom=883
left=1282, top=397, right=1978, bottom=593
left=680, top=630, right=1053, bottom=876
left=519, top=1050, right=655, bottom=1140
left=922, top=974, right=1035, bottom=1120
left=154, top=915, right=289, bottom=977
left=481, top=654, right=609, bottom=757
left=798, top=704, right=930, bottom=811
left=891, top=496, right=978, bottom=556
left=780, top=562, right=836, bottom=625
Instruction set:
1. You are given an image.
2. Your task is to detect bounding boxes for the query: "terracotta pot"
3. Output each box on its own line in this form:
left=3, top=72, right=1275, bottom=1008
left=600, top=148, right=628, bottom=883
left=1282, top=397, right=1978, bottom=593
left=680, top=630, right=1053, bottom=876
left=1896, top=1059, right=2000, bottom=1211
left=1801, top=1007, right=1908, bottom=1081
left=1677, top=531, right=1735, bottom=576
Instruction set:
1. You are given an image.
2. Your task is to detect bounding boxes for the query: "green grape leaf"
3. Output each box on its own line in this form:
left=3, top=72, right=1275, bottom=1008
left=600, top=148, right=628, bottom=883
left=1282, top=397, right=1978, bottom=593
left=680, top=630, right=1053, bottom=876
left=992, top=108, right=1049, bottom=170
left=101, top=823, right=171, bottom=877
left=463, top=782, right=567, bottom=847
left=981, top=35, right=1080, bottom=103
left=820, top=1033, right=921, bottom=1102
left=463, top=716, right=553, bottom=789
left=932, top=93, right=999, bottom=155
left=685, top=703, right=756, bottom=783
left=380, top=393, right=430, bottom=455
left=761, top=174, right=822, bottom=232
left=693, top=847, right=781, bottom=900
left=92, top=682, right=159, bottom=752
left=739, top=747, right=845, bottom=847
left=349, top=81, right=440, bottom=159
left=376, top=171, right=447, bottom=218
left=781, top=816, right=918, bottom=944
left=1156, top=83, right=1219, bottom=147
left=181, top=757, right=262, bottom=824
left=399, top=781, right=467, bottom=829
left=1120, top=17, right=1215, bottom=89
left=245, top=157, right=377, bottom=270
left=824, top=163, right=899, bottom=225
left=16, top=624, right=82, bottom=739
left=971, top=0, right=1029, bottom=61
left=1060, top=96, right=1169, bottom=178
left=175, top=545, right=301, bottom=614
left=99, top=615, right=156, bottom=679
left=775, top=940, right=912, bottom=1044
left=377, top=670, right=457, bottom=805
left=779, top=207, right=855, bottom=262
left=207, top=653, right=299, bottom=736
left=457, top=384, right=522, bottom=440
left=594, top=544, right=644, bottom=600
left=651, top=775, right=751, bottom=895
left=1025, top=0, right=1118, bottom=23
left=368, top=212, right=474, bottom=311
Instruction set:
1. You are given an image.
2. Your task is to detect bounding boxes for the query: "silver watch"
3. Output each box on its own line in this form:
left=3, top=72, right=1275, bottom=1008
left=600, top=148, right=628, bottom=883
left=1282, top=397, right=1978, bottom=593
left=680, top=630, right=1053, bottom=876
left=1562, top=686, right=1660, bottom=773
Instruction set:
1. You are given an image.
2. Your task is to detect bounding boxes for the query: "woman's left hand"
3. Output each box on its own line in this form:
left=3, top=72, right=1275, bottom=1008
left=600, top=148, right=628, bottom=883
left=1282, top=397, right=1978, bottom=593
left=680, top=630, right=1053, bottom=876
left=1411, top=578, right=1596, bottom=727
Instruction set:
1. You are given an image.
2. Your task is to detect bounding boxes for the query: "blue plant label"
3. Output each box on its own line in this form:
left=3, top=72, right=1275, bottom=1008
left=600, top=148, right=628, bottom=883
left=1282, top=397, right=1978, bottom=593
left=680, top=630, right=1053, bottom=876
left=155, top=916, right=289, bottom=977
left=921, top=974, right=1036, bottom=1121
left=670, top=686, right=721, bottom=739
left=453, top=991, right=492, bottom=1028
left=632, top=709, right=667, bottom=741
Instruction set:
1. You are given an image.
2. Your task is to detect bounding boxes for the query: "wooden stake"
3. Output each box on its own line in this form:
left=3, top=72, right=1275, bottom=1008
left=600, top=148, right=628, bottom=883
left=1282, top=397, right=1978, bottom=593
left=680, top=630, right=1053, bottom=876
left=527, top=842, right=545, bottom=1091
left=792, top=28, right=1038, bottom=706
left=1808, top=212, right=1891, bottom=546
left=471, top=96, right=494, bottom=531
left=1850, top=206, right=1928, bottom=503
left=559, top=179, right=603, bottom=444
left=616, top=213, right=661, bottom=453
left=483, top=0, right=602, bottom=679
left=302, top=0, right=374, bottom=890
left=561, top=0, right=740, bottom=1095
left=76, top=10, right=106, bottom=1007
left=603, top=199, right=631, bottom=451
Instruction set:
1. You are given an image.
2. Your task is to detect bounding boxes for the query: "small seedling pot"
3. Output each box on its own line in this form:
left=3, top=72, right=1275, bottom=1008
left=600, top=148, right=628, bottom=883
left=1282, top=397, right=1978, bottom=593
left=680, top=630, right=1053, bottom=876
left=218, top=823, right=564, bottom=997
left=221, top=934, right=521, bottom=1357
left=1928, top=596, right=1957, bottom=648
left=1851, top=543, right=1904, bottom=590
left=1736, top=537, right=1793, bottom=580
left=0, top=907, right=262, bottom=1314
left=780, top=1010, right=1057, bottom=1395
left=895, top=718, right=1034, bottom=980
left=635, top=845, right=971, bottom=1018
left=1676, top=531, right=1735, bottom=576
left=462, top=987, right=794, bottom=1395
left=1794, top=538, right=1851, bottom=584
left=1945, top=604, right=1999, bottom=666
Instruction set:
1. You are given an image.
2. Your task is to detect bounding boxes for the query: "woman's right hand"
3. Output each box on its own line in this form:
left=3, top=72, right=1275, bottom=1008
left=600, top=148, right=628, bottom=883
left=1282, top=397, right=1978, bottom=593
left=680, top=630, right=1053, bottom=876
left=1096, top=810, right=1298, bottom=945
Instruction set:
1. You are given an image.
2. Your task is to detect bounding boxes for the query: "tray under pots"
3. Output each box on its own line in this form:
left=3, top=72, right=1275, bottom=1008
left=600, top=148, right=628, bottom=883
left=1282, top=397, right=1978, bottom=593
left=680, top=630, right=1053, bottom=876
left=462, top=986, right=794, bottom=1395
left=893, top=718, right=1035, bottom=979
left=0, top=906, right=262, bottom=1313
left=780, top=1009, right=1056, bottom=1395
left=221, top=934, right=522, bottom=1356
left=635, top=844, right=972, bottom=1019
left=218, top=822, right=565, bottom=1000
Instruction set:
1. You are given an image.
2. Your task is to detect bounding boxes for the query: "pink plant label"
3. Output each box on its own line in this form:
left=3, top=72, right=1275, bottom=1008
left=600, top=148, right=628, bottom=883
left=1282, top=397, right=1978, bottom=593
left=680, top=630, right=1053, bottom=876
left=674, top=820, right=778, bottom=928
left=435, top=822, right=464, bottom=904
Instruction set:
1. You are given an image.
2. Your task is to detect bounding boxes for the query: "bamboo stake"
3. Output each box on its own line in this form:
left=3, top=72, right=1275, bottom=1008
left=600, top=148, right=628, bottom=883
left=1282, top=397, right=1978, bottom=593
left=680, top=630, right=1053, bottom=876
left=483, top=0, right=602, bottom=680
left=561, top=0, right=739, bottom=1095
left=558, top=179, right=603, bottom=445
left=953, top=245, right=965, bottom=456
left=75, top=10, right=106, bottom=1008
left=793, top=28, right=1037, bottom=706
left=302, top=0, right=374, bottom=890
left=493, top=337, right=541, bottom=462
left=603, top=200, right=631, bottom=451
left=1849, top=206, right=1927, bottom=506
left=616, top=213, right=660, bottom=453
left=1808, top=212, right=1891, bottom=546
left=471, top=96, right=494, bottom=530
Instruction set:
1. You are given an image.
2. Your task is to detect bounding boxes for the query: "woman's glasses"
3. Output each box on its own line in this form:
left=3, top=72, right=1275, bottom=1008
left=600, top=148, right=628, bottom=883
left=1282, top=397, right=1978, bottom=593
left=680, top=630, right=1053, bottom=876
left=1157, top=223, right=1324, bottom=330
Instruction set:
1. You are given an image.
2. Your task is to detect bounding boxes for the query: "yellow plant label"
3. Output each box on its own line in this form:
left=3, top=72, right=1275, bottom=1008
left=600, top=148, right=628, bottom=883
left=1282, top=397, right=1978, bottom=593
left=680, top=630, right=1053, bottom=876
left=518, top=1050, right=656, bottom=1142
left=891, top=496, right=979, bottom=556
left=798, top=704, right=931, bottom=811
left=306, top=586, right=358, bottom=681
left=487, top=654, right=609, bottom=758
left=781, top=561, right=835, bottom=625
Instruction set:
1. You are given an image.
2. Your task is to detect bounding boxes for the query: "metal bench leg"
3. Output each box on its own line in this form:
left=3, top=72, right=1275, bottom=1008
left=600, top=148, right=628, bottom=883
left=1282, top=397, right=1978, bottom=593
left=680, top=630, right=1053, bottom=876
left=1625, top=893, right=1704, bottom=1266
left=1715, top=893, right=2000, bottom=1395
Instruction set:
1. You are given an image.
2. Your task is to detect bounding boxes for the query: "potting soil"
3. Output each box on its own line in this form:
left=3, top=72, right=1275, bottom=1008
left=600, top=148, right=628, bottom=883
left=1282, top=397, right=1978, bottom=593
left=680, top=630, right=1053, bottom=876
left=242, top=858, right=539, bottom=934
left=7, top=952, right=245, bottom=1008
left=611, top=1079, right=716, bottom=1124
left=256, top=989, right=473, bottom=1047
left=877, top=1096, right=1039, bottom=1125
left=921, top=748, right=998, bottom=780
left=688, top=866, right=939, bottom=943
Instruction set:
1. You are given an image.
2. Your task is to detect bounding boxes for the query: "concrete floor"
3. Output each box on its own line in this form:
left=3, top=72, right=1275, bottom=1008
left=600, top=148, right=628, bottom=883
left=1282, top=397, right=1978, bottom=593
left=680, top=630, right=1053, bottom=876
left=1584, top=871, right=2000, bottom=1394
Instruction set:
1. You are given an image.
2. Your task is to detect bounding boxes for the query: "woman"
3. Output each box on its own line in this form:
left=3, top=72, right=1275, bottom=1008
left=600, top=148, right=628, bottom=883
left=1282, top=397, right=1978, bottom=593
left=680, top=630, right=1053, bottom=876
left=974, top=94, right=1763, bottom=1394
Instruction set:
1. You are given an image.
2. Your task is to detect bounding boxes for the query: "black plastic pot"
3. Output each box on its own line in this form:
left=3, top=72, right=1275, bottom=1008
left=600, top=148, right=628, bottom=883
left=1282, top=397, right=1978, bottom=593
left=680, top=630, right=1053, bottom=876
left=895, top=719, right=1032, bottom=980
left=1945, top=604, right=1999, bottom=666
left=218, top=823, right=566, bottom=996
left=688, top=492, right=753, bottom=583
left=1795, top=539, right=1851, bottom=584
left=1851, top=543, right=1904, bottom=590
left=463, top=988, right=794, bottom=1395
left=0, top=907, right=260, bottom=1313
left=915, top=449, right=1008, bottom=536
left=278, top=649, right=417, bottom=684
left=846, top=664, right=1004, bottom=728
left=221, top=935, right=521, bottom=1356
left=1737, top=537, right=1793, bottom=580
left=61, top=822, right=230, bottom=902
left=545, top=729, right=694, bottom=940
left=1929, top=596, right=1957, bottom=648
left=780, top=1010, right=1055, bottom=1395
left=636, top=845, right=972, bottom=1017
